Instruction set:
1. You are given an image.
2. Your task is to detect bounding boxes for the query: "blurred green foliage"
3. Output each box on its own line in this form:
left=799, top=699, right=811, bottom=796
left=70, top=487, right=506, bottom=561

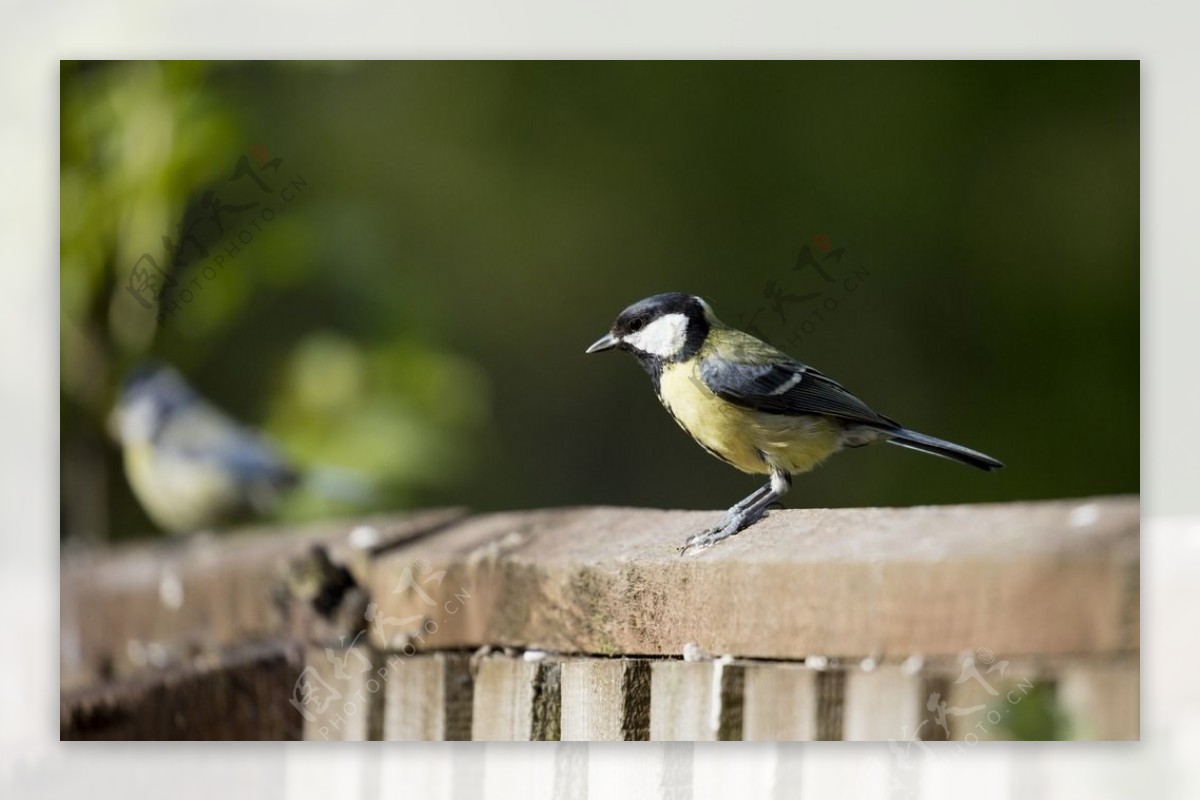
left=60, top=61, right=1138, bottom=540
left=994, top=682, right=1069, bottom=741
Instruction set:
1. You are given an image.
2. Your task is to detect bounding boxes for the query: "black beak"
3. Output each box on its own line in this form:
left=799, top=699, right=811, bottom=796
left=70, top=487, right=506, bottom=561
left=585, top=333, right=619, bottom=354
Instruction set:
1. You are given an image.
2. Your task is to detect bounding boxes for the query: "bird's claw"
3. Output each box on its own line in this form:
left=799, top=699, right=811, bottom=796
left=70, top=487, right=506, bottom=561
left=678, top=507, right=769, bottom=556
left=678, top=532, right=714, bottom=556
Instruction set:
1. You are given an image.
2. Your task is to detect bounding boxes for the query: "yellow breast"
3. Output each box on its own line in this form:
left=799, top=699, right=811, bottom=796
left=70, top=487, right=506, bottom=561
left=657, top=361, right=844, bottom=476
left=124, top=444, right=244, bottom=533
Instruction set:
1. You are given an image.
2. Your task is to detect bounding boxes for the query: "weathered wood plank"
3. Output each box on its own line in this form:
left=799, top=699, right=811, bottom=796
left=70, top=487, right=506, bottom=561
left=560, top=658, right=651, bottom=741
left=60, top=508, right=466, bottom=686
left=470, top=655, right=562, bottom=741
left=61, top=641, right=303, bottom=740
left=742, top=662, right=818, bottom=740
left=815, top=669, right=845, bottom=741
left=364, top=497, right=1139, bottom=660
left=297, top=643, right=380, bottom=741
left=843, top=665, right=923, bottom=741
left=649, top=660, right=744, bottom=741
left=382, top=652, right=474, bottom=740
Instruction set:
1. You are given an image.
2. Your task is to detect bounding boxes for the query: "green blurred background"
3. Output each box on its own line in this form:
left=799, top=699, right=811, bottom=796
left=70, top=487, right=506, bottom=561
left=60, top=61, right=1139, bottom=541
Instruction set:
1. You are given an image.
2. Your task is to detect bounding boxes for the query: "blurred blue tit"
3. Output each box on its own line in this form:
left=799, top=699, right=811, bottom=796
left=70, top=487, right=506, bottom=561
left=586, top=293, right=1003, bottom=553
left=109, top=363, right=300, bottom=534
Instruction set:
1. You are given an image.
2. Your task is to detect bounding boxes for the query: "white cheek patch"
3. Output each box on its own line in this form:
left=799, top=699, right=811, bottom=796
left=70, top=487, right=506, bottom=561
left=624, top=313, right=689, bottom=358
left=120, top=397, right=159, bottom=443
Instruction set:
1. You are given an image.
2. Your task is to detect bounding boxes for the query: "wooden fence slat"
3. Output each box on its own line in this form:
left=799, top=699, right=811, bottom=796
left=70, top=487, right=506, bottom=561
left=843, top=665, right=924, bottom=741
left=470, top=655, right=562, bottom=741
left=560, top=658, right=651, bottom=741
left=815, top=669, right=846, bottom=741
left=742, top=662, right=819, bottom=741
left=382, top=652, right=474, bottom=740
left=649, top=660, right=744, bottom=741
left=297, top=643, right=380, bottom=741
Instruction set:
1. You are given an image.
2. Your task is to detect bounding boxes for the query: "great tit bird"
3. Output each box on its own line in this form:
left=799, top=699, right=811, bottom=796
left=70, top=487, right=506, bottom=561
left=586, top=292, right=1002, bottom=553
left=109, top=363, right=300, bottom=534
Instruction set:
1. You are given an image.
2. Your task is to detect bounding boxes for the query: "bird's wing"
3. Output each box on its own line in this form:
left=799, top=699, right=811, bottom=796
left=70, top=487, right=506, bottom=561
left=155, top=401, right=297, bottom=486
left=698, top=355, right=896, bottom=428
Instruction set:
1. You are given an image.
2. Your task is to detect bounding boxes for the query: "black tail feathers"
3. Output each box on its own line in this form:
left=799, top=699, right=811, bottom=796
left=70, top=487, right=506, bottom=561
left=885, top=427, right=1004, bottom=472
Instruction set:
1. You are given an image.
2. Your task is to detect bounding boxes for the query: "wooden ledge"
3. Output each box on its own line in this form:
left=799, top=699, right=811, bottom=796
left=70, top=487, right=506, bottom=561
left=61, top=497, right=1138, bottom=686
left=362, top=497, right=1138, bottom=660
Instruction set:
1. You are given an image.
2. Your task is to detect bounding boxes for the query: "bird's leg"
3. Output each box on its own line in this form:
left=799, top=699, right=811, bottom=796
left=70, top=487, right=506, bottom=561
left=737, top=470, right=793, bottom=522
left=681, top=471, right=792, bottom=554
left=712, top=483, right=773, bottom=527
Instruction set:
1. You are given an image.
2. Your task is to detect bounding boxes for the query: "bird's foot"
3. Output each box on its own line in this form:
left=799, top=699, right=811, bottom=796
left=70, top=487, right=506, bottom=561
left=679, top=507, right=768, bottom=555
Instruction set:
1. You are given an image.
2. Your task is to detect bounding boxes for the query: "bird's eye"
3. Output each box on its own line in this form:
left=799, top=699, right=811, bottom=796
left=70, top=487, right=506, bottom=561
left=630, top=318, right=644, bottom=332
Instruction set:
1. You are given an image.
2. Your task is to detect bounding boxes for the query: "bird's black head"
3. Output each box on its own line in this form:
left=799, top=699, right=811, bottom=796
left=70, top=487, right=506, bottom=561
left=585, top=293, right=713, bottom=375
